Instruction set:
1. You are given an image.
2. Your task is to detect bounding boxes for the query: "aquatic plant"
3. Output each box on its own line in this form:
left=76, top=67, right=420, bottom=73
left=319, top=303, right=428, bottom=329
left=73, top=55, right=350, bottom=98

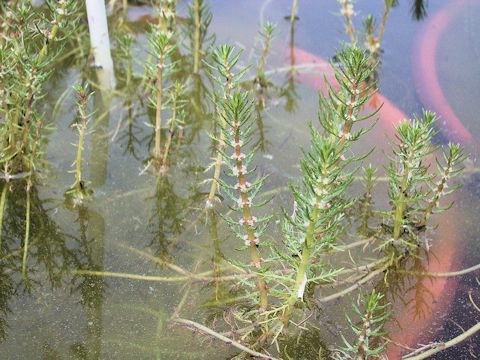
left=0, top=1, right=477, bottom=359
left=335, top=290, right=391, bottom=360
left=66, top=84, right=93, bottom=206
left=0, top=0, right=80, bottom=283
left=186, top=0, right=214, bottom=73
left=338, top=0, right=356, bottom=43
left=279, top=44, right=379, bottom=325
left=205, top=45, right=247, bottom=205
left=356, top=165, right=377, bottom=236
left=254, top=21, right=277, bottom=108
left=160, top=81, right=187, bottom=172
left=378, top=112, right=467, bottom=263
left=0, top=0, right=79, bottom=174
left=363, top=0, right=396, bottom=55
left=214, top=92, right=271, bottom=310
left=114, top=29, right=135, bottom=89
left=144, top=20, right=177, bottom=166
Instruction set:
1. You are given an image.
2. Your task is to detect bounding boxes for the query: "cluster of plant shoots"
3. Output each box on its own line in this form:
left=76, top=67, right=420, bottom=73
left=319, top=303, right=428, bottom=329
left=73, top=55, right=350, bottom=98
left=0, top=0, right=80, bottom=278
left=0, top=1, right=470, bottom=358
left=207, top=42, right=466, bottom=356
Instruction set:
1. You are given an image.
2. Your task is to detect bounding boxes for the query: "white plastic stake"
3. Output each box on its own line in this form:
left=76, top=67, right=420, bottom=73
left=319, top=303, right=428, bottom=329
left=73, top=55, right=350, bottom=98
left=85, top=0, right=115, bottom=89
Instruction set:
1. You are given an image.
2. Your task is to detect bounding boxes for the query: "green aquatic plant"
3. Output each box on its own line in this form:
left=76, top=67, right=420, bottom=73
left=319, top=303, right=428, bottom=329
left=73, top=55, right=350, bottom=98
left=144, top=22, right=177, bottom=166
left=356, top=165, right=377, bottom=237
left=214, top=92, right=271, bottom=310
left=187, top=0, right=214, bottom=73
left=160, top=81, right=187, bottom=172
left=420, top=142, right=467, bottom=225
left=205, top=45, right=247, bottom=205
left=0, top=2, right=475, bottom=359
left=66, top=84, right=93, bottom=206
left=254, top=21, right=277, bottom=107
left=378, top=112, right=467, bottom=262
left=363, top=0, right=396, bottom=55
left=0, top=0, right=79, bottom=174
left=338, top=0, right=356, bottom=43
left=280, top=45, right=379, bottom=326
left=335, top=290, right=391, bottom=360
left=0, top=1, right=79, bottom=283
left=114, top=28, right=135, bottom=89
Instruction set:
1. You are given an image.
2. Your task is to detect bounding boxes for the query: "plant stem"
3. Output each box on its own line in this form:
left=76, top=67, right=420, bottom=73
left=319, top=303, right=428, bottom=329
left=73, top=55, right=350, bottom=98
left=74, top=104, right=87, bottom=191
left=397, top=262, right=480, bottom=277
left=402, top=321, right=480, bottom=360
left=317, top=267, right=386, bottom=303
left=22, top=179, right=31, bottom=283
left=377, top=2, right=391, bottom=45
left=422, top=157, right=453, bottom=225
left=0, top=183, right=7, bottom=248
left=172, top=318, right=280, bottom=360
left=207, top=130, right=225, bottom=202
left=257, top=30, right=272, bottom=77
left=393, top=156, right=412, bottom=240
left=207, top=66, right=233, bottom=203
left=289, top=0, right=298, bottom=43
left=283, top=204, right=318, bottom=325
left=74, top=269, right=252, bottom=283
left=161, top=96, right=177, bottom=169
left=154, top=67, right=164, bottom=161
left=193, top=0, right=201, bottom=73
left=232, top=127, right=269, bottom=309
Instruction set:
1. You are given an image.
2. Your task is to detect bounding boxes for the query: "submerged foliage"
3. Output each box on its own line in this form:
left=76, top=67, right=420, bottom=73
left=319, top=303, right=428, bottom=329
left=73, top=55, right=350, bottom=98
left=0, top=1, right=475, bottom=359
left=336, top=290, right=392, bottom=360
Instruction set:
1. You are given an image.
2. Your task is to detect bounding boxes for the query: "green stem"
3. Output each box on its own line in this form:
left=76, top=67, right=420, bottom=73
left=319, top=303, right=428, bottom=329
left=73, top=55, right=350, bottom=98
left=289, top=0, right=298, bottom=43
left=232, top=121, right=269, bottom=309
left=403, top=321, right=480, bottom=360
left=22, top=180, right=31, bottom=283
left=126, top=44, right=132, bottom=88
left=172, top=318, right=280, bottom=360
left=377, top=3, right=391, bottom=45
left=161, top=96, right=176, bottom=169
left=154, top=68, right=164, bottom=162
left=257, top=32, right=272, bottom=77
left=207, top=67, right=232, bottom=203
left=74, top=106, right=87, bottom=191
left=0, top=183, right=8, bottom=249
left=393, top=160, right=411, bottom=240
left=283, top=205, right=318, bottom=325
left=193, top=0, right=201, bottom=73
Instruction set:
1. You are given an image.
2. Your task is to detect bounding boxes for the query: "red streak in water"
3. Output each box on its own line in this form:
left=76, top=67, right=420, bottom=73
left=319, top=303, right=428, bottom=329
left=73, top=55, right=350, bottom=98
left=412, top=0, right=474, bottom=145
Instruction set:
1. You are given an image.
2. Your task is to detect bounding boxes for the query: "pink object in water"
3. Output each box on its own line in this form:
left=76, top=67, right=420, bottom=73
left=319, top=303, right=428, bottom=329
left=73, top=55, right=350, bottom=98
left=412, top=0, right=474, bottom=145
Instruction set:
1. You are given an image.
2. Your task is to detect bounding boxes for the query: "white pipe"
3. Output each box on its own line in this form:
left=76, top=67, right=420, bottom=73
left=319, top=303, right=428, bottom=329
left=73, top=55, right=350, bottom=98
left=85, top=0, right=115, bottom=89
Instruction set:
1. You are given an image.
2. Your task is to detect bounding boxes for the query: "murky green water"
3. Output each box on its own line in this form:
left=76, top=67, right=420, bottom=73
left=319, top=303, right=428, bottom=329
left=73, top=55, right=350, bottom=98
left=1, top=0, right=480, bottom=359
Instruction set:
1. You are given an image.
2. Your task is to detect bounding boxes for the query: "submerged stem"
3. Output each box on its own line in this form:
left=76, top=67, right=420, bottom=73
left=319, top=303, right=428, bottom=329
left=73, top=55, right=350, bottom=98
left=154, top=68, right=164, bottom=161
left=193, top=0, right=201, bottom=73
left=0, top=183, right=7, bottom=249
left=22, top=179, right=31, bottom=283
left=173, top=318, right=280, bottom=360
left=161, top=96, right=177, bottom=169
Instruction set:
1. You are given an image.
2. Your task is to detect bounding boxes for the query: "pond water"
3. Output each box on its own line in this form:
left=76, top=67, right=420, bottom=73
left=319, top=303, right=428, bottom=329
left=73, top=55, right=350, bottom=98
left=1, top=0, right=480, bottom=359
